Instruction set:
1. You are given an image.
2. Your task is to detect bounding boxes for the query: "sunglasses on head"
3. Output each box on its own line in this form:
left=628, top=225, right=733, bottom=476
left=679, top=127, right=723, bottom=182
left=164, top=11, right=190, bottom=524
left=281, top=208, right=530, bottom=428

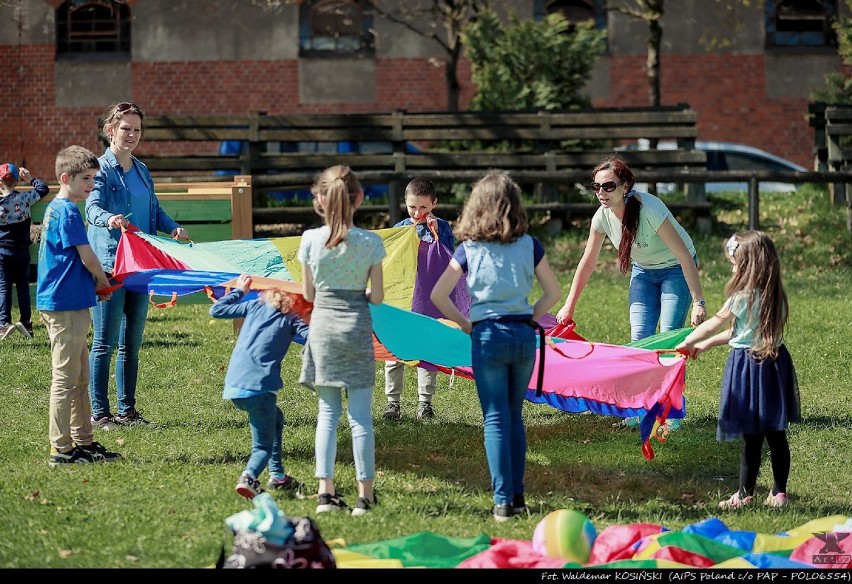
left=113, top=102, right=143, bottom=117
left=590, top=180, right=624, bottom=193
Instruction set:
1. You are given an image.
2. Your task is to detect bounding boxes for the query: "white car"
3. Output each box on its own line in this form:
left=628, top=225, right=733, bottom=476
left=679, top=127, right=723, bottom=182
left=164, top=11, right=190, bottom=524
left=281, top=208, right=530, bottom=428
left=629, top=140, right=807, bottom=194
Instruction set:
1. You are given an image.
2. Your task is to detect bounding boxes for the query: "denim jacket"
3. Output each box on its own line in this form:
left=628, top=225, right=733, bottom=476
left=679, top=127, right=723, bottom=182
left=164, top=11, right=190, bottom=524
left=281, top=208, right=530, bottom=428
left=86, top=148, right=180, bottom=273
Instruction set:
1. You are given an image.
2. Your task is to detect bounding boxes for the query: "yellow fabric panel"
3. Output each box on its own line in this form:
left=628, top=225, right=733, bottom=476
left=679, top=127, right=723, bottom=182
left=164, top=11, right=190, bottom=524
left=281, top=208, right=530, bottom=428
left=271, top=225, right=420, bottom=310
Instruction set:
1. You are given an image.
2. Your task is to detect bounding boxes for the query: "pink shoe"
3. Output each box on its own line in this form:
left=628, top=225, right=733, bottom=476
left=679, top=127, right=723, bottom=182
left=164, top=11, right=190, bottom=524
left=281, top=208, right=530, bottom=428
left=718, top=492, right=755, bottom=510
left=764, top=492, right=789, bottom=508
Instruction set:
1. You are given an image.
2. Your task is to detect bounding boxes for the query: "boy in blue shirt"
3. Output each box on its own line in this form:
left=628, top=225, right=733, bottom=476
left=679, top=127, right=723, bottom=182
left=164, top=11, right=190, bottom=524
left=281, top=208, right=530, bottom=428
left=37, top=145, right=121, bottom=466
left=383, top=178, right=455, bottom=421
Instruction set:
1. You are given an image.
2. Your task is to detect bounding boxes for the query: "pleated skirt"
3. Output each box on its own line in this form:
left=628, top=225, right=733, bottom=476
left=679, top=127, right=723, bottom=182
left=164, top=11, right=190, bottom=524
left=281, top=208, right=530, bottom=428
left=717, top=344, right=801, bottom=441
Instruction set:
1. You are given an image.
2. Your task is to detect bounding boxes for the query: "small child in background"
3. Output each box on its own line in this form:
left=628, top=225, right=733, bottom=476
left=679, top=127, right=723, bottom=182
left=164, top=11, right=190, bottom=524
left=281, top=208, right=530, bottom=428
left=431, top=173, right=561, bottom=522
left=677, top=231, right=800, bottom=510
left=0, top=163, right=50, bottom=339
left=383, top=177, right=455, bottom=421
left=299, top=165, right=385, bottom=517
left=210, top=273, right=310, bottom=500
left=37, top=146, right=121, bottom=466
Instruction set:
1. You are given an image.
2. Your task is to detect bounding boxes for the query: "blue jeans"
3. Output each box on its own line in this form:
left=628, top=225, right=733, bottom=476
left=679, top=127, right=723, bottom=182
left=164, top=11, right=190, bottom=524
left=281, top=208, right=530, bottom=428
left=471, top=320, right=536, bottom=506
left=231, top=393, right=285, bottom=479
left=0, top=248, right=32, bottom=327
left=628, top=257, right=695, bottom=342
left=89, top=287, right=149, bottom=418
left=315, top=385, right=374, bottom=481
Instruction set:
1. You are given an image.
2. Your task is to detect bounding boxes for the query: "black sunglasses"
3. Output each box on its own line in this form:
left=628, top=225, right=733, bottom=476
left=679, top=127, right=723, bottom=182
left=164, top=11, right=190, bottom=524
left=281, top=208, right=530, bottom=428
left=590, top=181, right=624, bottom=193
left=113, top=102, right=143, bottom=118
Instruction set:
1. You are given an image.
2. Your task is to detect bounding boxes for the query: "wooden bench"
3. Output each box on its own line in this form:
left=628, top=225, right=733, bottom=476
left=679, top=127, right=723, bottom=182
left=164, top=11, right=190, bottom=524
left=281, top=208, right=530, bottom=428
left=809, top=102, right=852, bottom=231
left=139, top=106, right=709, bottom=226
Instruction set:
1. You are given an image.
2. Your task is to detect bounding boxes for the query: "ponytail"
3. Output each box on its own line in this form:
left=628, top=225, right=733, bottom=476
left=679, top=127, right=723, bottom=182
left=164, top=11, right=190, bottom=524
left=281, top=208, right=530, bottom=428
left=618, top=194, right=640, bottom=274
left=311, top=165, right=361, bottom=248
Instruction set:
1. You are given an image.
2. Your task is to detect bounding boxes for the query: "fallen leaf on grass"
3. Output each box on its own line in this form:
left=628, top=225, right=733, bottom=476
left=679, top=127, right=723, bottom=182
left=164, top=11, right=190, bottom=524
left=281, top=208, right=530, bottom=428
left=59, top=549, right=73, bottom=559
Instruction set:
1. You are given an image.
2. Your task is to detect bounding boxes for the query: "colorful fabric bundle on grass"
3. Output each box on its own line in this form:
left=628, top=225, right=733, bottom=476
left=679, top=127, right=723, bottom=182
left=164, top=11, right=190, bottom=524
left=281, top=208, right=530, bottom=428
left=332, top=513, right=851, bottom=569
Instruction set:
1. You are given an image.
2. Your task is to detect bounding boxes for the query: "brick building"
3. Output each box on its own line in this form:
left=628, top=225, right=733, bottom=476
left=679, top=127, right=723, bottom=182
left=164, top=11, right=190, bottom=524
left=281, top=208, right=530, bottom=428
left=0, top=0, right=845, bottom=176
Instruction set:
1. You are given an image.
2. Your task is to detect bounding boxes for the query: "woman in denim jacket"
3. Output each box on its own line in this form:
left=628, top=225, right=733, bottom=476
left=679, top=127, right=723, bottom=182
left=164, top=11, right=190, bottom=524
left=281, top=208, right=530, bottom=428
left=85, top=102, right=188, bottom=429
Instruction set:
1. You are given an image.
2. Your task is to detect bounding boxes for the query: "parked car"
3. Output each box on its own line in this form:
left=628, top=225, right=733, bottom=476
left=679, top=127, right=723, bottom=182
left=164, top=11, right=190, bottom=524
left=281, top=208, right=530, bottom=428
left=626, top=140, right=807, bottom=194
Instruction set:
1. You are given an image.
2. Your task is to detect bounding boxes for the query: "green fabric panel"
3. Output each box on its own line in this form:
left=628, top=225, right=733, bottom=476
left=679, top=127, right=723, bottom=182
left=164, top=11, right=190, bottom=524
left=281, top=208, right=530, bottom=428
left=343, top=531, right=493, bottom=568
left=626, top=327, right=692, bottom=350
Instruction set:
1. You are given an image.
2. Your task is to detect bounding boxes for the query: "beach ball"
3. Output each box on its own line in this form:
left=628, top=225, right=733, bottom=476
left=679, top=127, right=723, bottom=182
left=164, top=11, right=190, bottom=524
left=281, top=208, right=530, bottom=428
left=531, top=509, right=597, bottom=564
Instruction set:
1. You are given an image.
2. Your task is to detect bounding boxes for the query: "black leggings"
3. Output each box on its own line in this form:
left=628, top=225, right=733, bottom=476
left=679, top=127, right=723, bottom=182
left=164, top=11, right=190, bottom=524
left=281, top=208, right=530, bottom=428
left=739, top=430, right=790, bottom=496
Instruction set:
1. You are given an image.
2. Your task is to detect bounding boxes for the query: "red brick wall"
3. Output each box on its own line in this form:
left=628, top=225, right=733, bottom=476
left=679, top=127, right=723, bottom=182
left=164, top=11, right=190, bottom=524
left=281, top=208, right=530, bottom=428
left=0, top=47, right=820, bottom=176
left=597, top=54, right=814, bottom=169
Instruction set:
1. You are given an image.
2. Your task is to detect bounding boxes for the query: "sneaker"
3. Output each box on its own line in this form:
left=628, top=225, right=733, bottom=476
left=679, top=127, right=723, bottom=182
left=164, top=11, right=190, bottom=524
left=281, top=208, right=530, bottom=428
left=91, top=415, right=119, bottom=431
left=114, top=410, right=153, bottom=427
left=235, top=472, right=264, bottom=500
left=352, top=494, right=378, bottom=517
left=492, top=503, right=514, bottom=522
left=267, top=475, right=306, bottom=499
left=78, top=441, right=122, bottom=462
left=49, top=446, right=94, bottom=467
left=416, top=402, right=435, bottom=420
left=613, top=416, right=642, bottom=428
left=316, top=492, right=349, bottom=513
left=383, top=402, right=401, bottom=422
left=0, top=323, right=16, bottom=340
left=718, top=492, right=755, bottom=510
left=512, top=494, right=529, bottom=515
left=14, top=322, right=33, bottom=339
left=764, top=492, right=789, bottom=509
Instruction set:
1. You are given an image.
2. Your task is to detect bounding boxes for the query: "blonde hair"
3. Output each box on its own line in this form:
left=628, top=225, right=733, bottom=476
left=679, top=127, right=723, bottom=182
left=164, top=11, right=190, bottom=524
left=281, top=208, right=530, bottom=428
left=311, top=165, right=361, bottom=248
left=453, top=172, right=528, bottom=243
left=724, top=230, right=788, bottom=360
left=258, top=287, right=295, bottom=314
left=55, top=145, right=99, bottom=182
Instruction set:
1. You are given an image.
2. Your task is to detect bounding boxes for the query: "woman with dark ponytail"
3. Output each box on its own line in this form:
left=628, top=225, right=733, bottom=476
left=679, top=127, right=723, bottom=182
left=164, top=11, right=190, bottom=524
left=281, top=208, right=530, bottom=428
left=556, top=157, right=707, bottom=342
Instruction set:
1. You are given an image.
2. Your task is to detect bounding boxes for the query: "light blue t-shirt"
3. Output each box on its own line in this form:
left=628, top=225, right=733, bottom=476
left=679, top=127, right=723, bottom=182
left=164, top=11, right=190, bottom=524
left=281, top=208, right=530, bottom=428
left=453, top=235, right=544, bottom=323
left=725, top=291, right=783, bottom=349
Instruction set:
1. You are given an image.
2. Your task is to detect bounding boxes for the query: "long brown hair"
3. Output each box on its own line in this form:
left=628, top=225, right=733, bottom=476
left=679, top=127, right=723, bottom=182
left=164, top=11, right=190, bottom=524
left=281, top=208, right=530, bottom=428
left=454, top=173, right=528, bottom=243
left=592, top=157, right=637, bottom=274
left=311, top=165, right=361, bottom=248
left=724, top=230, right=788, bottom=360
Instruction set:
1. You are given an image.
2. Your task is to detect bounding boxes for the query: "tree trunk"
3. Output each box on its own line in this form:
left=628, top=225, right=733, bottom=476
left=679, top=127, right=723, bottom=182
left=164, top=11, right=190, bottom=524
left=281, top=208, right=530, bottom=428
left=647, top=18, right=661, bottom=107
left=445, top=42, right=462, bottom=112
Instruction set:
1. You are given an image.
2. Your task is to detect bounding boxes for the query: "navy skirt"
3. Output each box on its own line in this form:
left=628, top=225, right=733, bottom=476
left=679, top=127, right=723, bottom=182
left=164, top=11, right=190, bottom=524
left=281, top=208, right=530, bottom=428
left=717, top=343, right=801, bottom=441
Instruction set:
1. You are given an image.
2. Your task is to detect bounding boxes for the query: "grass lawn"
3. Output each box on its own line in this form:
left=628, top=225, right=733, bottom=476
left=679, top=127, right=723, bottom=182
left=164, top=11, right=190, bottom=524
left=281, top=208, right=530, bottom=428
left=0, top=186, right=849, bottom=568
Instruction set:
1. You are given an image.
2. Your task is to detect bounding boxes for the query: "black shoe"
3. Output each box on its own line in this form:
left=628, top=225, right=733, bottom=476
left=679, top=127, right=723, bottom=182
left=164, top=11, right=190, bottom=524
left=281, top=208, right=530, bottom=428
left=383, top=402, right=401, bottom=421
left=91, top=415, right=119, bottom=431
left=491, top=503, right=514, bottom=523
left=78, top=441, right=122, bottom=462
left=267, top=475, right=306, bottom=499
left=416, top=402, right=435, bottom=420
left=49, top=446, right=94, bottom=467
left=316, top=492, right=349, bottom=513
left=512, top=494, right=529, bottom=515
left=114, top=410, right=153, bottom=428
left=352, top=493, right=378, bottom=517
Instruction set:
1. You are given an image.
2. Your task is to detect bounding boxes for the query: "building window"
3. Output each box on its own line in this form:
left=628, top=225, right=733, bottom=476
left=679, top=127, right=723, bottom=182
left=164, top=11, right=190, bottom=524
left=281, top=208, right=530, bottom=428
left=534, top=0, right=607, bottom=30
left=299, top=0, right=375, bottom=57
left=765, top=0, right=837, bottom=47
left=56, top=0, right=130, bottom=58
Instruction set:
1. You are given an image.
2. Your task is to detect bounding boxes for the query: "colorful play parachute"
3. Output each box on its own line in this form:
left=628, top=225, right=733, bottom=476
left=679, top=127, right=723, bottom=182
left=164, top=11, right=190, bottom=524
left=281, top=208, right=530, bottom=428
left=333, top=514, right=852, bottom=569
left=112, top=225, right=687, bottom=458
